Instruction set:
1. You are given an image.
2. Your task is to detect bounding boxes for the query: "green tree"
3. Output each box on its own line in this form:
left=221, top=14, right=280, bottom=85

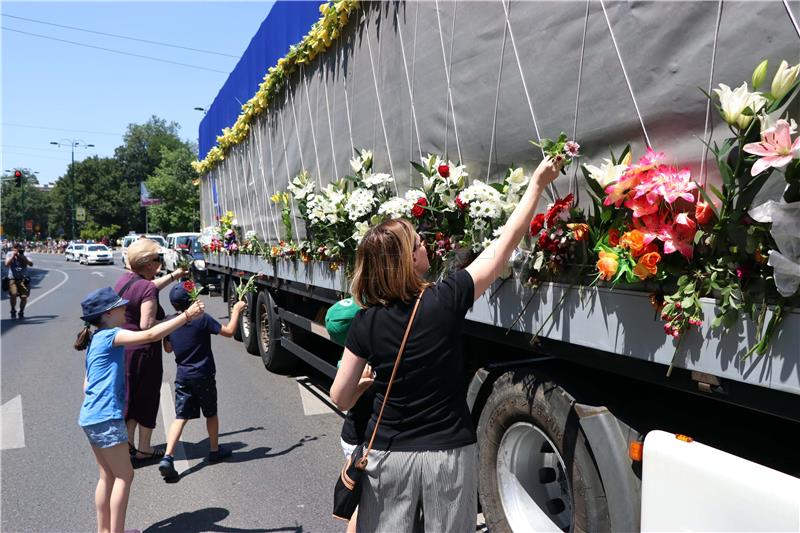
left=145, top=145, right=200, bottom=233
left=1, top=170, right=51, bottom=239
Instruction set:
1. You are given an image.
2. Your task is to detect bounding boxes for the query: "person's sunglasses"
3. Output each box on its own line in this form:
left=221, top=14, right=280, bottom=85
left=150, top=256, right=162, bottom=264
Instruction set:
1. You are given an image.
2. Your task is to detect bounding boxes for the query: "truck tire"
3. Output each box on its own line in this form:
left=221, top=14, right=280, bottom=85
left=227, top=278, right=243, bottom=341
left=477, top=369, right=610, bottom=533
left=240, top=292, right=260, bottom=355
left=255, top=290, right=295, bottom=373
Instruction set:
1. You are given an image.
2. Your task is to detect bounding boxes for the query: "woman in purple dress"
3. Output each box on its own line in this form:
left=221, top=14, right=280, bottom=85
left=114, top=238, right=185, bottom=459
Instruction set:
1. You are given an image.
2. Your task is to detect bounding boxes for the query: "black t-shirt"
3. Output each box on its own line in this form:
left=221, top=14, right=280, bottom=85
left=345, top=269, right=476, bottom=451
left=165, top=312, right=222, bottom=381
left=340, top=388, right=375, bottom=445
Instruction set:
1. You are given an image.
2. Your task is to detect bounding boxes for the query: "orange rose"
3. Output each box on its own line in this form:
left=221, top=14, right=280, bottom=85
left=596, top=250, right=619, bottom=280
left=695, top=199, right=715, bottom=226
left=633, top=251, right=661, bottom=280
left=608, top=228, right=620, bottom=247
left=619, top=229, right=646, bottom=257
left=567, top=223, right=589, bottom=241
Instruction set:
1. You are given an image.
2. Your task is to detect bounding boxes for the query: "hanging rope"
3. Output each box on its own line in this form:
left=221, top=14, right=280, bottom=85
left=321, top=66, right=339, bottom=181
left=784, top=0, right=800, bottom=38
left=278, top=99, right=303, bottom=245
left=338, top=37, right=356, bottom=155
left=396, top=3, right=423, bottom=167
left=286, top=82, right=311, bottom=186
left=486, top=14, right=509, bottom=182
left=434, top=0, right=463, bottom=163
left=301, top=65, right=323, bottom=186
left=700, top=0, right=724, bottom=187
left=265, top=116, right=284, bottom=242
left=569, top=0, right=591, bottom=204
left=600, top=0, right=652, bottom=148
left=253, top=117, right=280, bottom=243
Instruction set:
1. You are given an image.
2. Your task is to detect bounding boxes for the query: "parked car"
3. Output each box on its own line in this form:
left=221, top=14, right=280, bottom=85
left=121, top=234, right=167, bottom=268
left=65, top=243, right=86, bottom=262
left=164, top=232, right=201, bottom=272
left=79, top=244, right=114, bottom=265
left=174, top=238, right=222, bottom=294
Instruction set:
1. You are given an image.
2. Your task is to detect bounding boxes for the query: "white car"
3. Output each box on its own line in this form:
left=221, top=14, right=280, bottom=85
left=164, top=232, right=201, bottom=272
left=65, top=243, right=86, bottom=262
left=80, top=244, right=114, bottom=265
left=121, top=234, right=167, bottom=269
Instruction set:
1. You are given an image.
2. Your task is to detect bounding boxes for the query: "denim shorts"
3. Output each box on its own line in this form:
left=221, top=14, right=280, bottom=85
left=82, top=419, right=128, bottom=448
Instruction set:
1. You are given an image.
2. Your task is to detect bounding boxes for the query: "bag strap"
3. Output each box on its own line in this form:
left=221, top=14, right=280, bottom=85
left=356, top=287, right=426, bottom=469
left=117, top=274, right=140, bottom=298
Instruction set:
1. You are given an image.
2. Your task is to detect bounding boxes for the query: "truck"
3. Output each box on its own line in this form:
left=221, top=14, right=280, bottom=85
left=195, top=1, right=800, bottom=531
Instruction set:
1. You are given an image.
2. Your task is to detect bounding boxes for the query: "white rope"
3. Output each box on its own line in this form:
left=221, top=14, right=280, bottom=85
left=287, top=83, right=311, bottom=186
left=570, top=0, right=591, bottom=202
left=486, top=13, right=509, bottom=182
left=500, top=0, right=557, bottom=201
left=364, top=8, right=398, bottom=193
left=700, top=0, right=724, bottom=187
left=265, top=116, right=284, bottom=243
left=253, top=117, right=280, bottom=243
left=411, top=1, right=422, bottom=186
left=784, top=0, right=800, bottom=39
left=301, top=65, right=323, bottom=186
left=321, top=66, right=339, bottom=181
left=396, top=2, right=423, bottom=168
left=434, top=0, right=462, bottom=163
left=278, top=106, right=303, bottom=245
left=232, top=149, right=249, bottom=234
left=239, top=144, right=260, bottom=241
left=600, top=0, right=652, bottom=148
left=338, top=37, right=356, bottom=155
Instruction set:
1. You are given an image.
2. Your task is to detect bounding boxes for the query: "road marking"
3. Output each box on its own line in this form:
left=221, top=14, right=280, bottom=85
left=296, top=379, right=337, bottom=416
left=25, top=268, right=69, bottom=309
left=0, top=395, right=25, bottom=450
left=91, top=271, right=105, bottom=277
left=159, top=382, right=190, bottom=473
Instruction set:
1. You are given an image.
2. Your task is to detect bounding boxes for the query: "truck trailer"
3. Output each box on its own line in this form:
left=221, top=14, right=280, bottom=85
left=195, top=1, right=800, bottom=531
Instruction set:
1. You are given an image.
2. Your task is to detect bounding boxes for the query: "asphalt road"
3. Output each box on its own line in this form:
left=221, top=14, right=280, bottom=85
left=1, top=252, right=347, bottom=533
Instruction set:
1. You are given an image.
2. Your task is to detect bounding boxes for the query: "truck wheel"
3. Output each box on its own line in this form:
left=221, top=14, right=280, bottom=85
left=477, top=370, right=610, bottom=533
left=255, top=290, right=295, bottom=373
left=227, top=278, right=243, bottom=341
left=240, top=292, right=260, bottom=355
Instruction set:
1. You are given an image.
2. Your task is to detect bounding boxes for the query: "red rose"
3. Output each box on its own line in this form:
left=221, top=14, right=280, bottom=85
left=608, top=228, right=620, bottom=247
left=411, top=197, right=428, bottom=218
left=545, top=193, right=574, bottom=227
left=183, top=280, right=195, bottom=292
left=455, top=195, right=468, bottom=210
left=435, top=232, right=444, bottom=241
left=695, top=199, right=714, bottom=226
left=529, top=213, right=545, bottom=236
left=437, top=164, right=450, bottom=178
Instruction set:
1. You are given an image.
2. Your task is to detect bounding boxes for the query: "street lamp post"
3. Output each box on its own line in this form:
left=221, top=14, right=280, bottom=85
left=50, top=139, right=94, bottom=240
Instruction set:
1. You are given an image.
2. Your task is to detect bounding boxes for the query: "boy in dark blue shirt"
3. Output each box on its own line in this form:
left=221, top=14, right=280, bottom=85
left=158, top=284, right=246, bottom=481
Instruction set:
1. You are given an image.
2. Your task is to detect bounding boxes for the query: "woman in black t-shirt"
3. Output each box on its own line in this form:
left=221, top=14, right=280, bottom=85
left=331, top=157, right=560, bottom=531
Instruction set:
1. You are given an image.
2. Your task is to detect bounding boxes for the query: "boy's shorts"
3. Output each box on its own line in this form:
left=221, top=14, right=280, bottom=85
left=174, top=375, right=218, bottom=419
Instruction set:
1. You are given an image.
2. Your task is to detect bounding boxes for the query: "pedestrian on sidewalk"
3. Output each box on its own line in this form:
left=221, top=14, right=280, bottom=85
left=113, top=239, right=186, bottom=462
left=157, top=283, right=246, bottom=481
left=4, top=242, right=33, bottom=319
left=331, top=157, right=560, bottom=531
left=76, top=287, right=204, bottom=533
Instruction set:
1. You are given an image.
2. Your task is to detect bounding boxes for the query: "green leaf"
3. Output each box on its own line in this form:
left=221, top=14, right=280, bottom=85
left=693, top=230, right=705, bottom=245
left=410, top=161, right=427, bottom=175
left=681, top=296, right=694, bottom=309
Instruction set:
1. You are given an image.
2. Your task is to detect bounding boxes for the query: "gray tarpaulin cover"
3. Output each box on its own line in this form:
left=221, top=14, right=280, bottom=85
left=199, top=1, right=799, bottom=245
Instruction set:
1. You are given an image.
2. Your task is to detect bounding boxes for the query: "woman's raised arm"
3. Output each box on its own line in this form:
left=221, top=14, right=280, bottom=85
left=466, top=157, right=560, bottom=301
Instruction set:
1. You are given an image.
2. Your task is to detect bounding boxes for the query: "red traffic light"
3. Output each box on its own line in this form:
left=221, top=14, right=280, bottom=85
left=14, top=170, right=21, bottom=178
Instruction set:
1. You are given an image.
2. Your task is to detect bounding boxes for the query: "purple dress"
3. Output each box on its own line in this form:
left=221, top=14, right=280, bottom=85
left=114, top=272, right=165, bottom=429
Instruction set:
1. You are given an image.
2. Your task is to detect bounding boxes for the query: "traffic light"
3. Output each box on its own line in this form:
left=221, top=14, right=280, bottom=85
left=14, top=170, right=22, bottom=187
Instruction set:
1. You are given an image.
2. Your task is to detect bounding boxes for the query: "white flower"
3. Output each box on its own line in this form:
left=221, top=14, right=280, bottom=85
left=713, top=82, right=767, bottom=129
left=345, top=188, right=377, bottom=221
left=404, top=189, right=427, bottom=203
left=350, top=157, right=362, bottom=174
left=288, top=173, right=315, bottom=201
left=352, top=221, right=370, bottom=243
left=245, top=230, right=258, bottom=240
left=758, top=111, right=798, bottom=135
left=493, top=225, right=506, bottom=238
left=378, top=197, right=412, bottom=219
left=584, top=158, right=629, bottom=187
left=231, top=218, right=239, bottom=226
left=363, top=172, right=394, bottom=192
left=771, top=60, right=800, bottom=101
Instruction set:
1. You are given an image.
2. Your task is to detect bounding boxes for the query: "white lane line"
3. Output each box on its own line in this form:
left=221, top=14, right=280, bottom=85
left=25, top=268, right=69, bottom=309
left=159, top=382, right=190, bottom=473
left=0, top=395, right=25, bottom=450
left=91, top=271, right=105, bottom=277
left=296, top=380, right=336, bottom=416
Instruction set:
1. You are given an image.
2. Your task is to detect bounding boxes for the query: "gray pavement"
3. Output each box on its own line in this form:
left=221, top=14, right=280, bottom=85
left=1, top=253, right=346, bottom=533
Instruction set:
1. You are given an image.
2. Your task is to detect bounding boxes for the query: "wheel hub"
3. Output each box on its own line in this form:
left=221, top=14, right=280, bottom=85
left=496, top=422, right=573, bottom=532
left=258, top=303, right=270, bottom=348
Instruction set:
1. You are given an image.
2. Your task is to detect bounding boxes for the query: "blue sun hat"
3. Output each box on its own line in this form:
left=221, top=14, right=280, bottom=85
left=80, top=287, right=129, bottom=322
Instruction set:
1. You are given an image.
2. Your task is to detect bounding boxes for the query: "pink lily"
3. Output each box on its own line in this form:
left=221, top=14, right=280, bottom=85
left=743, top=119, right=800, bottom=176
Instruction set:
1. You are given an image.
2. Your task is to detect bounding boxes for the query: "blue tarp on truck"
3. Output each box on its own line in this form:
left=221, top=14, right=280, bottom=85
left=198, top=0, right=324, bottom=160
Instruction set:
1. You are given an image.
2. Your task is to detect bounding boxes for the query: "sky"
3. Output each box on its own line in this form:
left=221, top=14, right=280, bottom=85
left=2, top=1, right=276, bottom=185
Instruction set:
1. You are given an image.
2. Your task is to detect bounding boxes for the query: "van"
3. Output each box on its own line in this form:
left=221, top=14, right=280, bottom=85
left=164, top=232, right=201, bottom=272
left=121, top=233, right=167, bottom=269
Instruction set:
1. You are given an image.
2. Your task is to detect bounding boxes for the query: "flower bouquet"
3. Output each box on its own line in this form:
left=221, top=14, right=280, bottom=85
left=531, top=132, right=580, bottom=173
left=182, top=280, right=202, bottom=301
left=235, top=274, right=258, bottom=302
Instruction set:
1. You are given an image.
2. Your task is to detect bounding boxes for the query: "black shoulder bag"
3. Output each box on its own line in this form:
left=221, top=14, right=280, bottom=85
left=332, top=288, right=425, bottom=521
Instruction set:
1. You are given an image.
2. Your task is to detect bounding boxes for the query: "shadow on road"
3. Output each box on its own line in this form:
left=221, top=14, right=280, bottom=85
left=0, top=314, right=59, bottom=334
left=174, top=435, right=319, bottom=481
left=142, top=506, right=303, bottom=532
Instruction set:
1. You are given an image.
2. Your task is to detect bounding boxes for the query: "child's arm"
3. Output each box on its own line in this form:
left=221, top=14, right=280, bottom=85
left=113, top=301, right=205, bottom=347
left=84, top=373, right=88, bottom=393
left=219, top=300, right=247, bottom=338
left=163, top=337, right=173, bottom=353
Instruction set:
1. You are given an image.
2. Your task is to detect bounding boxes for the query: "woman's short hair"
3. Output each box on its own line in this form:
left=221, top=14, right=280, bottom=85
left=127, top=239, right=160, bottom=271
left=350, top=219, right=428, bottom=307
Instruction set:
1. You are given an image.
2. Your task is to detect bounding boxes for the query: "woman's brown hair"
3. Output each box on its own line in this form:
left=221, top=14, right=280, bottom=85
left=350, top=219, right=429, bottom=307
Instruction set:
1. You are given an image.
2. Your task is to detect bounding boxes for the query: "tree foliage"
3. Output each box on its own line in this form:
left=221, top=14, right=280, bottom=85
left=1, top=170, right=51, bottom=239
left=145, top=145, right=200, bottom=233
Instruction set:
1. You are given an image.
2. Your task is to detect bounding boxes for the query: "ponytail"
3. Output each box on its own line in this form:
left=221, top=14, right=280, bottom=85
left=74, top=322, right=95, bottom=351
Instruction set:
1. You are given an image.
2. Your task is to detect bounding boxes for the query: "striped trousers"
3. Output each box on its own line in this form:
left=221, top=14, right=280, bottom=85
left=357, top=443, right=477, bottom=533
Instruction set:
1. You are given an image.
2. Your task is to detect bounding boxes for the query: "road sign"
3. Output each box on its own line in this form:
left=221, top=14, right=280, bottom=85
left=76, top=207, right=86, bottom=221
left=25, top=220, right=33, bottom=231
